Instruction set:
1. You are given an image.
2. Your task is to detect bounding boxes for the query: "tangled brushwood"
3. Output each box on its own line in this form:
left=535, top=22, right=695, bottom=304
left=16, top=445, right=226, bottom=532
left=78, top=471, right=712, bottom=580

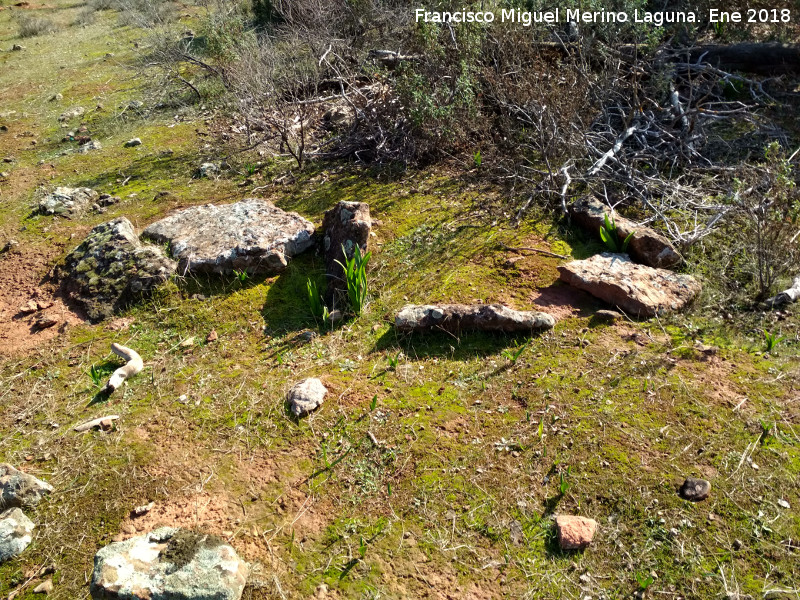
left=125, top=0, right=799, bottom=304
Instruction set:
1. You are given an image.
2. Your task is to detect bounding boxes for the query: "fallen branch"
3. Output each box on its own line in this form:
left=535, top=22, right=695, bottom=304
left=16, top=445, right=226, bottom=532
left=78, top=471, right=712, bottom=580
left=104, top=343, right=143, bottom=394
left=499, top=241, right=569, bottom=260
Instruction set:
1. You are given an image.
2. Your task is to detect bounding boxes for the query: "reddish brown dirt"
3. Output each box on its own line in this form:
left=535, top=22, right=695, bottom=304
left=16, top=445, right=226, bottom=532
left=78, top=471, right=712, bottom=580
left=0, top=244, right=84, bottom=356
left=531, top=281, right=596, bottom=321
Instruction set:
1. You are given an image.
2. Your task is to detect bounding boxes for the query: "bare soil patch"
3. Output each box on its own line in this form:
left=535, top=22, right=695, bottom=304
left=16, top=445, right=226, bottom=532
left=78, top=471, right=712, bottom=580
left=0, top=244, right=84, bottom=355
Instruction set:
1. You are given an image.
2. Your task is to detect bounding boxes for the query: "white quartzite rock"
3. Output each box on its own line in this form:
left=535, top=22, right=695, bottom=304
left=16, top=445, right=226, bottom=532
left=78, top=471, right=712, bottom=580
left=90, top=528, right=248, bottom=600
left=287, top=378, right=327, bottom=417
left=143, top=199, right=314, bottom=276
left=0, top=508, right=35, bottom=563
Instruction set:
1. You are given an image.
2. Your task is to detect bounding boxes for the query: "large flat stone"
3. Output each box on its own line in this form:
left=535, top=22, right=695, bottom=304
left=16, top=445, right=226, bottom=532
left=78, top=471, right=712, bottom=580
left=90, top=528, right=248, bottom=600
left=57, top=218, right=176, bottom=322
left=143, top=199, right=314, bottom=275
left=570, top=197, right=681, bottom=269
left=558, top=253, right=700, bottom=317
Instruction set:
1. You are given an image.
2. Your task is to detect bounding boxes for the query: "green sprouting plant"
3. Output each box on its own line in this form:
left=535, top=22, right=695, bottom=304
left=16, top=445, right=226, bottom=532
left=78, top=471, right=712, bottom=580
left=370, top=394, right=378, bottom=411
left=501, top=339, right=530, bottom=364
left=599, top=214, right=635, bottom=253
left=358, top=536, right=367, bottom=559
left=335, top=244, right=371, bottom=316
left=473, top=149, right=482, bottom=168
left=387, top=351, right=401, bottom=371
left=306, top=278, right=325, bottom=319
left=559, top=466, right=572, bottom=495
left=233, top=269, right=249, bottom=284
left=635, top=572, right=655, bottom=591
left=763, top=329, right=784, bottom=353
left=88, top=364, right=104, bottom=388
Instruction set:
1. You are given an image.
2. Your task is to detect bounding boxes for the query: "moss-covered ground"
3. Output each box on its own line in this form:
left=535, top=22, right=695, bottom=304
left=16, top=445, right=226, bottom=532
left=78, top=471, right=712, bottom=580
left=0, top=3, right=799, bottom=599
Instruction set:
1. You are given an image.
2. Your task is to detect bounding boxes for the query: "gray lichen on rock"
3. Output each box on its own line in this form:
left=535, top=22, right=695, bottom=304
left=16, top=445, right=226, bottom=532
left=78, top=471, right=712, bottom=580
left=57, top=217, right=176, bottom=322
left=90, top=527, right=248, bottom=600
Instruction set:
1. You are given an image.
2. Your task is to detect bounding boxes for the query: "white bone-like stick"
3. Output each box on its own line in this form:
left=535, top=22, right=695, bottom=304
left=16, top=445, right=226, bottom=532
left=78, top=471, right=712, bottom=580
left=104, top=343, right=143, bottom=393
left=74, top=415, right=120, bottom=432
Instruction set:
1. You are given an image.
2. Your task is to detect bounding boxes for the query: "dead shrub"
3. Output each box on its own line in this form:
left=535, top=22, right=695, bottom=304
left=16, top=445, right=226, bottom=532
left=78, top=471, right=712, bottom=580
left=16, top=14, right=58, bottom=38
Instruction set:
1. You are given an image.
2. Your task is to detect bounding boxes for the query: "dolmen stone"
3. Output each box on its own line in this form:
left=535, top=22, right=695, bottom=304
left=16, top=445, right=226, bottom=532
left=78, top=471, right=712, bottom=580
left=0, top=464, right=54, bottom=509
left=558, top=253, right=700, bottom=317
left=143, top=199, right=314, bottom=275
left=395, top=303, right=555, bottom=333
left=90, top=528, right=248, bottom=600
left=322, top=201, right=371, bottom=299
left=570, top=197, right=681, bottom=269
left=0, top=508, right=35, bottom=563
left=39, top=187, right=99, bottom=217
left=555, top=515, right=597, bottom=550
left=58, top=217, right=176, bottom=322
left=287, top=378, right=327, bottom=418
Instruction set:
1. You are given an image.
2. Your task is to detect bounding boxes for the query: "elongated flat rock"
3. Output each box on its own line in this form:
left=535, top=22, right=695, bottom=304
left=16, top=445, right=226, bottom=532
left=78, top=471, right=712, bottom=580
left=395, top=304, right=555, bottom=333
left=143, top=199, right=314, bottom=275
left=570, top=197, right=681, bottom=269
left=558, top=253, right=700, bottom=317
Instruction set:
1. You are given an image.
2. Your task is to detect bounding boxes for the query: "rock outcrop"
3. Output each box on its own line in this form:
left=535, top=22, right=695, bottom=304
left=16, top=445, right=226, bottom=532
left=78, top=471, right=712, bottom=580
left=0, top=464, right=54, bottom=509
left=0, top=508, right=35, bottom=563
left=558, top=254, right=700, bottom=317
left=58, top=217, right=176, bottom=322
left=39, top=187, right=99, bottom=217
left=287, top=378, right=327, bottom=418
left=395, top=304, right=556, bottom=333
left=90, top=528, right=248, bottom=600
left=143, top=199, right=314, bottom=275
left=322, top=201, right=371, bottom=300
left=570, top=197, right=681, bottom=269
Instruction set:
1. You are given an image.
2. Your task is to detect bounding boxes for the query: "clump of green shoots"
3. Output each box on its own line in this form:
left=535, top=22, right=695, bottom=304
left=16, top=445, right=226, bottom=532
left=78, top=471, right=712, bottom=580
left=599, top=214, right=634, bottom=253
left=335, top=244, right=371, bottom=316
left=387, top=351, right=401, bottom=371
left=87, top=364, right=113, bottom=389
left=306, top=278, right=330, bottom=328
left=501, top=339, right=530, bottom=364
left=233, top=269, right=249, bottom=284
left=763, top=329, right=784, bottom=353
